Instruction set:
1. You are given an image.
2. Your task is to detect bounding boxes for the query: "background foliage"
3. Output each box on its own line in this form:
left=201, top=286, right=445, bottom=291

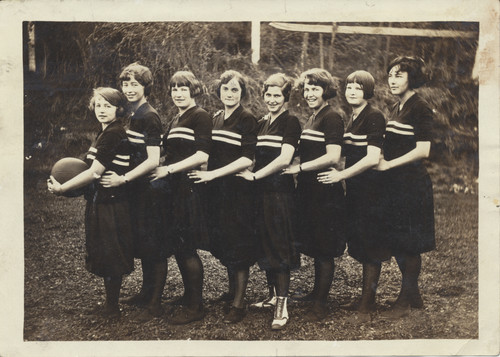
left=24, top=21, right=479, bottom=179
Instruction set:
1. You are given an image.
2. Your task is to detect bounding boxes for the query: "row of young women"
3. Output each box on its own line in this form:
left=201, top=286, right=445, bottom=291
left=47, top=55, right=435, bottom=330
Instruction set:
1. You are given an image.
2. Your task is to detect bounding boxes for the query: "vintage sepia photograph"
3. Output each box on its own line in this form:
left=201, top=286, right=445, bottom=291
left=1, top=0, right=499, bottom=356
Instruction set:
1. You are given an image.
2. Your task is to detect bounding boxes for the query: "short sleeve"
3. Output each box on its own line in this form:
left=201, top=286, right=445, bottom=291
left=413, top=100, right=433, bottom=142
left=142, top=112, right=163, bottom=146
left=193, top=109, right=213, bottom=154
left=323, top=111, right=344, bottom=146
left=282, top=115, right=302, bottom=148
left=365, top=110, right=386, bottom=148
left=240, top=111, right=258, bottom=159
left=94, top=131, right=122, bottom=168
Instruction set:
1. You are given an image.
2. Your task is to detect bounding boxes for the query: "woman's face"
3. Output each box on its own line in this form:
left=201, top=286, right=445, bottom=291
left=388, top=65, right=410, bottom=97
left=171, top=84, right=193, bottom=110
left=94, top=95, right=117, bottom=125
left=345, top=82, right=367, bottom=108
left=264, top=86, right=286, bottom=115
left=303, top=81, right=325, bottom=110
left=121, top=75, right=145, bottom=103
left=220, top=78, right=242, bottom=108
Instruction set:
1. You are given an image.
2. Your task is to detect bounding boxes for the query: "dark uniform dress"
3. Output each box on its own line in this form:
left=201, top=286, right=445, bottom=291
left=162, top=106, right=212, bottom=254
left=126, top=102, right=169, bottom=261
left=343, top=104, right=391, bottom=263
left=207, top=105, right=258, bottom=269
left=382, top=93, right=435, bottom=255
left=296, top=105, right=346, bottom=259
left=254, top=111, right=301, bottom=272
left=84, top=121, right=134, bottom=277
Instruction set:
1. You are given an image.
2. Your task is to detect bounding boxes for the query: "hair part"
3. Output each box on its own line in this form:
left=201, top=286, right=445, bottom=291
left=262, top=73, right=293, bottom=102
left=345, top=70, right=375, bottom=99
left=119, top=62, right=153, bottom=96
left=89, top=87, right=128, bottom=119
left=387, top=56, right=428, bottom=89
left=216, top=70, right=247, bottom=99
left=169, top=70, right=204, bottom=97
left=297, top=68, right=337, bottom=100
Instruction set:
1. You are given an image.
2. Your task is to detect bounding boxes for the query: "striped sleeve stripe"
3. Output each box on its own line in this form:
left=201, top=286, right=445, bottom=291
left=128, top=137, right=146, bottom=144
left=167, top=133, right=195, bottom=141
left=386, top=127, right=414, bottom=136
left=344, top=133, right=368, bottom=146
left=86, top=153, right=96, bottom=160
left=212, top=129, right=242, bottom=139
left=257, top=141, right=282, bottom=148
left=344, top=139, right=368, bottom=146
left=115, top=154, right=130, bottom=160
left=88, top=147, right=97, bottom=153
left=258, top=134, right=283, bottom=142
left=126, top=129, right=145, bottom=137
left=112, top=159, right=130, bottom=166
left=387, top=121, right=414, bottom=130
left=300, top=129, right=325, bottom=142
left=212, top=135, right=241, bottom=146
left=344, top=133, right=367, bottom=140
left=170, top=127, right=195, bottom=135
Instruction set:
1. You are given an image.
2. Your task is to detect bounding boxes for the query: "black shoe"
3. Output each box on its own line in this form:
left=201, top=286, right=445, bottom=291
left=290, top=290, right=315, bottom=302
left=223, top=306, right=246, bottom=324
left=386, top=295, right=424, bottom=309
left=340, top=299, right=375, bottom=312
left=304, top=303, right=329, bottom=322
left=169, top=306, right=205, bottom=325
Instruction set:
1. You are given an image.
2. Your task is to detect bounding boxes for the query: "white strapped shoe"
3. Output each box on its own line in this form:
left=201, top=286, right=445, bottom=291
left=250, top=287, right=277, bottom=308
left=271, top=297, right=289, bottom=330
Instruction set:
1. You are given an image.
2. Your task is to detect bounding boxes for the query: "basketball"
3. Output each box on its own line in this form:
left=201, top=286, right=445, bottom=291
left=50, top=157, right=89, bottom=197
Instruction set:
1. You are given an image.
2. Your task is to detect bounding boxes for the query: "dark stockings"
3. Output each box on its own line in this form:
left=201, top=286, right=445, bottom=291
left=357, top=262, right=381, bottom=313
left=394, top=254, right=422, bottom=307
left=176, top=253, right=204, bottom=310
left=265, top=270, right=277, bottom=297
left=264, top=269, right=290, bottom=297
left=312, top=258, right=335, bottom=305
left=104, top=276, right=122, bottom=310
left=229, top=268, right=249, bottom=309
left=146, top=260, right=167, bottom=311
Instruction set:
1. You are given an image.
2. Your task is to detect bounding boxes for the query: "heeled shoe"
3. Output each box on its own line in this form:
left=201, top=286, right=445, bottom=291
left=169, top=306, right=205, bottom=325
left=304, top=302, right=329, bottom=322
left=271, top=297, right=289, bottom=330
left=223, top=306, right=246, bottom=324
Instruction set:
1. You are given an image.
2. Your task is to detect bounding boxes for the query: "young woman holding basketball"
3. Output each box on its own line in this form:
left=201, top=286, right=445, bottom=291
left=318, top=70, right=388, bottom=323
left=374, top=56, right=435, bottom=319
left=100, top=63, right=167, bottom=321
left=189, top=70, right=258, bottom=324
left=282, top=68, right=346, bottom=322
left=150, top=70, right=212, bottom=325
left=48, top=87, right=133, bottom=319
left=237, top=73, right=301, bottom=330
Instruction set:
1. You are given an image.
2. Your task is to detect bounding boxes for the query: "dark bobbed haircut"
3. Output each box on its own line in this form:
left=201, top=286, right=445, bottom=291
left=169, top=70, right=204, bottom=97
left=297, top=68, right=337, bottom=100
left=262, top=73, right=293, bottom=102
left=387, top=56, right=428, bottom=89
left=345, top=70, right=375, bottom=99
left=216, top=70, right=247, bottom=99
left=89, top=87, right=128, bottom=119
left=119, top=62, right=153, bottom=96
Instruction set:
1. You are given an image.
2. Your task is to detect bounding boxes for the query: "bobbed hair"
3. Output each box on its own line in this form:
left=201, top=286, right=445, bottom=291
left=297, top=68, right=337, bottom=100
left=345, top=70, right=375, bottom=99
left=169, top=70, right=204, bottom=97
left=262, top=73, right=293, bottom=102
left=119, top=62, right=153, bottom=96
left=89, top=87, right=128, bottom=119
left=216, top=70, right=247, bottom=99
left=387, top=56, right=428, bottom=89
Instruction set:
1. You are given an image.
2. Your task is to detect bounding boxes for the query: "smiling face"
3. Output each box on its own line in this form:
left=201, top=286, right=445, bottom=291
left=171, top=84, right=194, bottom=110
left=388, top=65, right=410, bottom=97
left=220, top=78, right=242, bottom=109
left=94, top=95, right=117, bottom=126
left=345, top=82, right=367, bottom=108
left=264, top=86, right=286, bottom=115
left=121, top=75, right=145, bottom=103
left=303, top=81, right=326, bottom=110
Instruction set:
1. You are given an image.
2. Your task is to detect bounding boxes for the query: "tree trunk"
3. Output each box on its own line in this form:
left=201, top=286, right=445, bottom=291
left=301, top=32, right=309, bottom=70
left=329, top=22, right=338, bottom=71
left=319, top=33, right=324, bottom=69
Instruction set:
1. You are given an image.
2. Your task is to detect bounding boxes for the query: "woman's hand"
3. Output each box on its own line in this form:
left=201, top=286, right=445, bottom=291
left=47, top=176, right=63, bottom=195
left=282, top=164, right=300, bottom=175
left=188, top=170, right=216, bottom=184
left=236, top=169, right=254, bottom=181
left=317, top=168, right=343, bottom=184
left=150, top=166, right=170, bottom=181
left=374, top=159, right=391, bottom=171
left=100, top=171, right=125, bottom=187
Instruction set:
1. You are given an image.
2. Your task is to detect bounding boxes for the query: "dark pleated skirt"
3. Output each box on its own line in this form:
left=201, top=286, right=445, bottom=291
left=380, top=165, right=436, bottom=256
left=85, top=195, right=134, bottom=277
left=207, top=176, right=257, bottom=269
left=128, top=179, right=171, bottom=261
left=256, top=191, right=300, bottom=272
left=162, top=173, right=210, bottom=255
left=295, top=177, right=346, bottom=259
left=345, top=173, right=392, bottom=263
